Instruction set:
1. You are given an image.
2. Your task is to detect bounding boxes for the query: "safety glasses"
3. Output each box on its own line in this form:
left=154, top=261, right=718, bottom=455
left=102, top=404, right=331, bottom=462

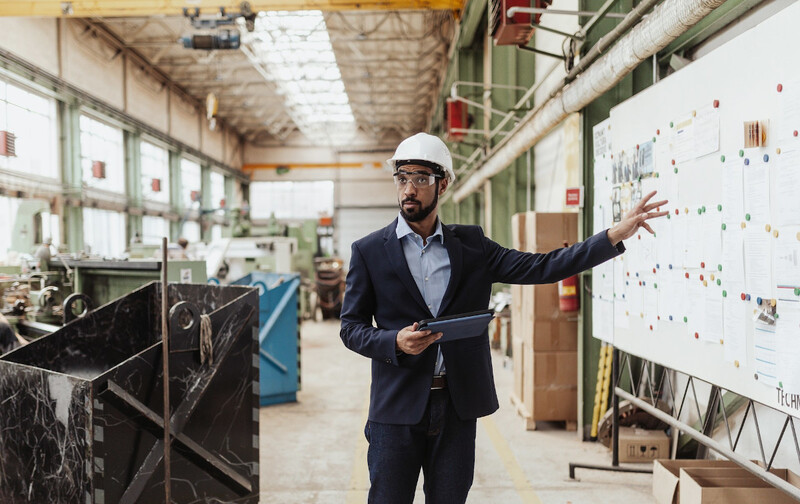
left=393, top=170, right=443, bottom=189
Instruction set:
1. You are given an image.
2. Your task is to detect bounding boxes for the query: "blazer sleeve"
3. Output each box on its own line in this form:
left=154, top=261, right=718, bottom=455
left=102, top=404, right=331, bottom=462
left=483, top=228, right=625, bottom=285
left=339, top=242, right=401, bottom=365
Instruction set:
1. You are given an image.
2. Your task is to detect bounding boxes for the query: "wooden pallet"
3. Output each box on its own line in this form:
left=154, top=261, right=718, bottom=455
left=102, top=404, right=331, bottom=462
left=509, top=393, right=577, bottom=432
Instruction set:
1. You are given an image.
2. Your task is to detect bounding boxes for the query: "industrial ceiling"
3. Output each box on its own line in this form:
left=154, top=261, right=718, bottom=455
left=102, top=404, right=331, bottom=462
left=12, top=1, right=461, bottom=150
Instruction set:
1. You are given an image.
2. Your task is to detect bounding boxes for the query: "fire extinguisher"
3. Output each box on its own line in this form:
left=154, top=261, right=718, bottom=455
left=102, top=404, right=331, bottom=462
left=558, top=241, right=580, bottom=312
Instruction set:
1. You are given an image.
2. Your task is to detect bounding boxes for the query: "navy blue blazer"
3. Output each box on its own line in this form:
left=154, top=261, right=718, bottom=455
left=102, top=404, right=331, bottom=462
left=340, top=219, right=624, bottom=425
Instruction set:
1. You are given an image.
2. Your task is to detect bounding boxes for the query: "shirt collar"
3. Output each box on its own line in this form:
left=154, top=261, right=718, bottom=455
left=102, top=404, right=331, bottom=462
left=396, top=213, right=444, bottom=244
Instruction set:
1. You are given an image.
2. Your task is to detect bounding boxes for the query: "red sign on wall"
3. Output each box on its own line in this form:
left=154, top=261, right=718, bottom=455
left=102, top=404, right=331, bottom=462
left=565, top=187, right=584, bottom=207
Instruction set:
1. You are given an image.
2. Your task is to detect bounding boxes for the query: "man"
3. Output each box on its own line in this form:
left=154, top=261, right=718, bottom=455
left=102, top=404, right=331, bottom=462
left=0, top=313, right=26, bottom=355
left=340, top=132, right=667, bottom=503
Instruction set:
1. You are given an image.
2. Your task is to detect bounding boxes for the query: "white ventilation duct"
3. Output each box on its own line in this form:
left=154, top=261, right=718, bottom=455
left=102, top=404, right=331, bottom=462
left=452, top=0, right=729, bottom=203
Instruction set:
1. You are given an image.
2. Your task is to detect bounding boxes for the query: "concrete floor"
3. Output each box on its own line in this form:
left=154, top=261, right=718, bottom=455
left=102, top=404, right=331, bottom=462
left=259, top=320, right=657, bottom=503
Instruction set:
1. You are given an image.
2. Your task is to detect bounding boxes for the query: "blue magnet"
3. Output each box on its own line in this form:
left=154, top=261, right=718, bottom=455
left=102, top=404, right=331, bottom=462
left=669, top=315, right=673, bottom=321
left=643, top=281, right=646, bottom=286
left=636, top=272, right=639, bottom=277
left=626, top=281, right=629, bottom=285
left=763, top=154, right=769, bottom=162
left=622, top=294, right=626, bottom=299
left=744, top=158, right=750, bottom=166
left=656, top=264, right=660, bottom=269
left=757, top=297, right=763, bottom=305
left=746, top=294, right=751, bottom=301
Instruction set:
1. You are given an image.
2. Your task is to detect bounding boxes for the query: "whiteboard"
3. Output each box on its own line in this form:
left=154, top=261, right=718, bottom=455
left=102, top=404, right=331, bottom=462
left=591, top=3, right=800, bottom=418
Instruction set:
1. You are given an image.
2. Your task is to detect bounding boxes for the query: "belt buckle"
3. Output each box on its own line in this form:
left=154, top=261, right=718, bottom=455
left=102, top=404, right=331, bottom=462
left=431, top=375, right=446, bottom=390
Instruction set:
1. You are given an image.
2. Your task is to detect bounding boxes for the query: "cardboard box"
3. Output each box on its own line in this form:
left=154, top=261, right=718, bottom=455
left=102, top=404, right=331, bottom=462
left=522, top=212, right=578, bottom=253
left=653, top=459, right=739, bottom=504
left=532, top=351, right=577, bottom=386
left=616, top=427, right=670, bottom=463
left=533, top=320, right=578, bottom=351
left=511, top=212, right=526, bottom=251
left=528, top=384, right=578, bottom=421
left=522, top=345, right=577, bottom=421
left=512, top=337, right=525, bottom=410
left=679, top=466, right=800, bottom=504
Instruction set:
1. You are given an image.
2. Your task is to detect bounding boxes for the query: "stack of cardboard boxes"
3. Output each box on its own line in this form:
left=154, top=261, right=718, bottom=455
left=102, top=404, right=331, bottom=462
left=510, top=211, right=579, bottom=430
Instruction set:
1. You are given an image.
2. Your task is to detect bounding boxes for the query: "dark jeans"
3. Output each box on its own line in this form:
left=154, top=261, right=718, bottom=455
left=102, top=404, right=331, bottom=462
left=365, top=389, right=477, bottom=504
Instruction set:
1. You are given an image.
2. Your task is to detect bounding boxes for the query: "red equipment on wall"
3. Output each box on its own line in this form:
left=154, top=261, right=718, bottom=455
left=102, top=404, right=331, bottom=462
left=558, top=241, right=580, bottom=312
left=445, top=98, right=468, bottom=142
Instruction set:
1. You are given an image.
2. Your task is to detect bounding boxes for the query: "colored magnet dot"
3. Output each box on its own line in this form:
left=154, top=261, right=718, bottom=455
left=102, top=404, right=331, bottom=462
left=741, top=222, right=747, bottom=229
left=626, top=272, right=630, bottom=276
left=734, top=360, right=739, bottom=368
left=744, top=158, right=750, bottom=166
left=685, top=272, right=690, bottom=279
left=669, top=315, right=673, bottom=321
left=757, top=297, right=763, bottom=305
left=776, top=313, right=780, bottom=320
left=720, top=339, right=724, bottom=344
left=669, top=264, right=673, bottom=269
left=670, top=121, right=674, bottom=128
left=697, top=208, right=702, bottom=215
left=777, top=148, right=781, bottom=155
left=720, top=155, right=725, bottom=162
left=625, top=311, right=629, bottom=316
left=746, top=294, right=751, bottom=301
left=636, top=144, right=640, bottom=150
left=649, top=325, right=653, bottom=331
left=674, top=167, right=679, bottom=174
left=703, top=280, right=708, bottom=287
left=675, top=209, right=679, bottom=215
left=636, top=272, right=639, bottom=277
left=710, top=274, right=715, bottom=281
left=717, top=204, right=722, bottom=211
left=794, top=288, right=800, bottom=296
left=702, top=206, right=707, bottom=213
left=771, top=299, right=777, bottom=307
left=721, top=223, right=727, bottom=230
left=640, top=313, right=644, bottom=318
left=764, top=154, right=769, bottom=162
left=654, top=283, right=658, bottom=288
left=652, top=137, right=656, bottom=143
left=700, top=274, right=705, bottom=281
left=739, top=149, right=744, bottom=157
left=657, top=129, right=660, bottom=135
left=774, top=230, right=780, bottom=238
left=692, top=110, right=697, bottom=117
left=713, top=99, right=720, bottom=108
left=717, top=279, right=721, bottom=286
left=766, top=224, right=771, bottom=232
left=653, top=268, right=657, bottom=274
left=626, top=281, right=629, bottom=285
left=745, top=214, right=751, bottom=221
left=656, top=264, right=660, bottom=269
left=684, top=207, right=689, bottom=214
left=718, top=264, right=722, bottom=271
left=684, top=316, right=688, bottom=323
left=795, top=131, right=798, bottom=137
left=667, top=214, right=671, bottom=220
left=741, top=293, right=746, bottom=300
left=643, top=281, right=646, bottom=286
left=694, top=333, right=699, bottom=339
left=638, top=235, right=641, bottom=240
left=639, top=281, right=642, bottom=286
left=778, top=83, right=783, bottom=92
left=723, top=290, right=727, bottom=297
left=701, top=262, right=705, bottom=268
left=671, top=159, right=676, bottom=165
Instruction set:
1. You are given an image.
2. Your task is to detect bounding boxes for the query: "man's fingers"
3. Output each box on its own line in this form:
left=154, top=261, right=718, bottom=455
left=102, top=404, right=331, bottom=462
left=641, top=222, right=655, bottom=234
left=642, top=200, right=668, bottom=212
left=636, top=190, right=658, bottom=210
left=644, top=210, right=669, bottom=220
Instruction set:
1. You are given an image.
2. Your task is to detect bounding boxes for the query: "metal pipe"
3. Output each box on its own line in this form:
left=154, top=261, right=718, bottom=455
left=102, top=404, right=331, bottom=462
left=507, top=6, right=627, bottom=18
left=161, top=237, right=172, bottom=504
left=452, top=0, right=727, bottom=202
left=617, top=388, right=800, bottom=501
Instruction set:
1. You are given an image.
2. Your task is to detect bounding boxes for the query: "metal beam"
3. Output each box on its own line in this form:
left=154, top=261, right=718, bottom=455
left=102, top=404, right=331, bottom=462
left=0, top=0, right=466, bottom=16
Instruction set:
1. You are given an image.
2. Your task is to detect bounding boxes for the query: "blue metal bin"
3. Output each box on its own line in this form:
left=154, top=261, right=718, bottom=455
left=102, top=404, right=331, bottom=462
left=233, top=272, right=300, bottom=406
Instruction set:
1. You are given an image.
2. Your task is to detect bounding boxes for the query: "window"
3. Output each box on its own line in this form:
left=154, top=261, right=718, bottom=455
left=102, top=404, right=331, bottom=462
left=209, top=170, right=225, bottom=211
left=250, top=181, right=334, bottom=220
left=141, top=141, right=170, bottom=204
left=80, top=114, right=125, bottom=193
left=0, top=80, right=59, bottom=179
left=142, top=215, right=170, bottom=245
left=0, top=196, right=21, bottom=263
left=82, top=207, right=126, bottom=258
left=180, top=158, right=201, bottom=210
left=181, top=220, right=201, bottom=243
left=211, top=224, right=223, bottom=242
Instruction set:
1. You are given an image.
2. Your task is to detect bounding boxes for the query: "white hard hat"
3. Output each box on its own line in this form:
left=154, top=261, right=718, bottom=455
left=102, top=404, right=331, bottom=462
left=387, top=132, right=455, bottom=184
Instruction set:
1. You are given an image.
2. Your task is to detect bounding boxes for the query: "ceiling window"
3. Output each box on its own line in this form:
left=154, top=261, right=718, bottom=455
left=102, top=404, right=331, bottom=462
left=209, top=170, right=225, bottom=211
left=180, top=158, right=202, bottom=210
left=141, top=141, right=170, bottom=204
left=80, top=114, right=125, bottom=193
left=243, top=11, right=355, bottom=146
left=142, top=215, right=170, bottom=245
left=250, top=180, right=333, bottom=220
left=82, top=207, right=126, bottom=258
left=0, top=80, right=59, bottom=179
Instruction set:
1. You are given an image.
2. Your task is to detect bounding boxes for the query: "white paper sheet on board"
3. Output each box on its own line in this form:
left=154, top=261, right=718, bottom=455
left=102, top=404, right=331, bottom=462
left=671, top=213, right=688, bottom=270
left=722, top=161, right=745, bottom=223
left=702, top=210, right=723, bottom=267
left=687, top=280, right=706, bottom=339
left=592, top=298, right=614, bottom=343
left=753, top=319, right=778, bottom=388
left=779, top=80, right=800, bottom=140
left=644, top=282, right=659, bottom=330
left=614, top=299, right=630, bottom=330
left=659, top=272, right=684, bottom=322
left=722, top=227, right=746, bottom=289
left=776, top=301, right=800, bottom=394
left=703, top=283, right=724, bottom=344
left=670, top=115, right=695, bottom=163
left=694, top=106, right=720, bottom=158
left=613, top=258, right=626, bottom=299
left=723, top=297, right=747, bottom=364
left=774, top=149, right=800, bottom=227
left=744, top=229, right=773, bottom=297
left=686, top=212, right=704, bottom=268
left=593, top=260, right=614, bottom=301
left=774, top=227, right=800, bottom=295
left=743, top=161, right=770, bottom=224
left=593, top=118, right=612, bottom=158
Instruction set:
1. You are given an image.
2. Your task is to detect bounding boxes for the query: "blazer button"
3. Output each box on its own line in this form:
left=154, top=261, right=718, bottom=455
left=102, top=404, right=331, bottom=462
left=385, top=358, right=392, bottom=364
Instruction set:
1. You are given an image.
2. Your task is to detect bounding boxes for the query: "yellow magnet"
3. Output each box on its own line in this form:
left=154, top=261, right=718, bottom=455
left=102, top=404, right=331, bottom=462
left=774, top=230, right=779, bottom=238
left=766, top=224, right=771, bottom=232
left=734, top=360, right=740, bottom=368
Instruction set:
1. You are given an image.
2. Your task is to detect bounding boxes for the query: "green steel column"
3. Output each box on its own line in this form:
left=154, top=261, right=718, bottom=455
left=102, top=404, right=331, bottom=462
left=125, top=131, right=142, bottom=244
left=61, top=101, right=83, bottom=253
left=200, top=164, right=212, bottom=242
left=223, top=175, right=234, bottom=237
left=169, top=150, right=182, bottom=241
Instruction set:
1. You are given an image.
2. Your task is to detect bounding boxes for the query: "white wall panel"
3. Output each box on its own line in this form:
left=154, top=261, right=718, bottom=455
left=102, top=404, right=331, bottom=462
left=200, top=120, right=224, bottom=161
left=125, top=59, right=168, bottom=132
left=61, top=20, right=124, bottom=109
left=337, top=207, right=399, bottom=267
left=169, top=89, right=200, bottom=149
left=0, top=18, right=59, bottom=75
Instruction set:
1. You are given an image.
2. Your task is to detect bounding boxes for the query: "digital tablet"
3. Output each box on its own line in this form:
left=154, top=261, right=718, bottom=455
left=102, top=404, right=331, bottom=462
left=417, top=309, right=495, bottom=343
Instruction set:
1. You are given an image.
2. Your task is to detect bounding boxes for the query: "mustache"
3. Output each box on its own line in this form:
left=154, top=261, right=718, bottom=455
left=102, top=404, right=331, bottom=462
left=402, top=198, right=421, bottom=205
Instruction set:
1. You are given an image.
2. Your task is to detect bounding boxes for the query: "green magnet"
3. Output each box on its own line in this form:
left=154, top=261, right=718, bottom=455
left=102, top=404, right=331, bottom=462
left=739, top=149, right=744, bottom=157
left=723, top=290, right=727, bottom=297
left=717, top=204, right=722, bottom=211
left=683, top=316, right=688, bottom=323
left=721, top=223, right=727, bottom=230
left=670, top=121, right=674, bottom=128
left=674, top=167, right=678, bottom=174
left=720, top=155, right=726, bottom=162
left=745, top=214, right=751, bottom=221
left=717, top=279, right=721, bottom=286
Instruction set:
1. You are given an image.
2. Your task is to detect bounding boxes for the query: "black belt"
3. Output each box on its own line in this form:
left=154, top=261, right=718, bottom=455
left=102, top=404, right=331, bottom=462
left=431, top=375, right=447, bottom=390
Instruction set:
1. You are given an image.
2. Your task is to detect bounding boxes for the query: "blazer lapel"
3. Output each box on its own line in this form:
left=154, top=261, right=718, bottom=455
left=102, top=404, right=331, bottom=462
left=383, top=219, right=432, bottom=315
left=439, top=224, right=462, bottom=315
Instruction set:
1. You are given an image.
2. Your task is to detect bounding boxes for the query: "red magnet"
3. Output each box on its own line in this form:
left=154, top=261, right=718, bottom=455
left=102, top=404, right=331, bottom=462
left=778, top=83, right=783, bottom=92
left=685, top=272, right=690, bottom=279
left=656, top=129, right=660, bottom=135
left=652, top=268, right=656, bottom=274
left=700, top=274, right=705, bottom=281
left=649, top=325, right=653, bottom=331
left=671, top=159, right=676, bottom=165
left=701, top=262, right=705, bottom=268
left=694, top=333, right=699, bottom=339
left=741, top=293, right=746, bottom=300
left=713, top=99, right=719, bottom=108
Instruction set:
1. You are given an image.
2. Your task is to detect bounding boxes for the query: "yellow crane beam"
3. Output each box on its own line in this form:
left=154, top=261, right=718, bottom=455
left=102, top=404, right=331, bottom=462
left=0, top=0, right=464, bottom=16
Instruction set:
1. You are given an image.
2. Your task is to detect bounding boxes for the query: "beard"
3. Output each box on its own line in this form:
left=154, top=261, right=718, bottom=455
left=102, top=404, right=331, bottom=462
left=399, top=185, right=439, bottom=222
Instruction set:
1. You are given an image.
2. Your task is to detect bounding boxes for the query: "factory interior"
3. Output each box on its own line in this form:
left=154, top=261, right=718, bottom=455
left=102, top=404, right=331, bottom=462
left=1, top=0, right=800, bottom=503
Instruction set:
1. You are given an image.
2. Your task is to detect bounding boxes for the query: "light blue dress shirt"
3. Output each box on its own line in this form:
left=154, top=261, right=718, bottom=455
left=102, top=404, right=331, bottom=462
left=396, top=214, right=451, bottom=375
